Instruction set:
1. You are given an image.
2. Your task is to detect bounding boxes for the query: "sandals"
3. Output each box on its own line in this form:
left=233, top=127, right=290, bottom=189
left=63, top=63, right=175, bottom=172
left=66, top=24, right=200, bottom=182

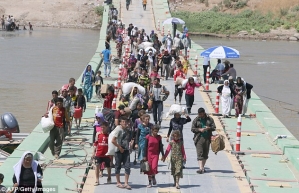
left=124, top=184, right=132, bottom=190
left=107, top=178, right=111, bottom=184
left=94, top=181, right=99, bottom=186
left=176, top=184, right=180, bottom=189
left=116, top=184, right=124, bottom=188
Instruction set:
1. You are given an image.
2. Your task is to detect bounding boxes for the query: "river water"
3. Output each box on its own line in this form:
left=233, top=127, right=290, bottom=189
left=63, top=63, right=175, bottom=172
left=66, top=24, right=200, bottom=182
left=192, top=36, right=299, bottom=139
left=0, top=28, right=99, bottom=133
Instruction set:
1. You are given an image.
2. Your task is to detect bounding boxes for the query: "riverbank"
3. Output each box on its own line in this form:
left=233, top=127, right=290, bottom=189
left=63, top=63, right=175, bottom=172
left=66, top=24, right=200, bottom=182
left=170, top=0, right=299, bottom=42
left=0, top=0, right=103, bottom=29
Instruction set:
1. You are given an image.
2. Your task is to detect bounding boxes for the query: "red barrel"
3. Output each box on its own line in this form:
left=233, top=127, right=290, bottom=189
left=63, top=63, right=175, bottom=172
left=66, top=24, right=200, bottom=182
left=74, top=107, right=82, bottom=119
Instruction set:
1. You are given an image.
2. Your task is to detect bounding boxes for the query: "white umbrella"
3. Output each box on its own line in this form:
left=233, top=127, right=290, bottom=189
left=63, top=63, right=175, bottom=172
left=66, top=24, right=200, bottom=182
left=200, top=46, right=240, bottom=59
left=145, top=47, right=156, bottom=53
left=163, top=17, right=185, bottom=25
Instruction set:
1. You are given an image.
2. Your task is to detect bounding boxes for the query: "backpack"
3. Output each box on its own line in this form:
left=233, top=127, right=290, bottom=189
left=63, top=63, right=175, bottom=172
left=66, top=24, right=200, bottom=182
left=211, top=134, right=225, bottom=154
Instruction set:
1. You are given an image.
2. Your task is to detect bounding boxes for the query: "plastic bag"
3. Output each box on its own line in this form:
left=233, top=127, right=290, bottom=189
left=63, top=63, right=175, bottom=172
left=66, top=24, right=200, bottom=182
left=41, top=107, right=54, bottom=133
left=106, top=128, right=118, bottom=156
left=140, top=160, right=150, bottom=173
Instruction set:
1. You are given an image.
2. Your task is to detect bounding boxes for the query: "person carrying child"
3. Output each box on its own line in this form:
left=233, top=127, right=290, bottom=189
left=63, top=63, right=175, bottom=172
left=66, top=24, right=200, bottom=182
left=162, top=130, right=186, bottom=189
left=93, top=122, right=112, bottom=186
left=143, top=125, right=165, bottom=188
left=74, top=88, right=86, bottom=129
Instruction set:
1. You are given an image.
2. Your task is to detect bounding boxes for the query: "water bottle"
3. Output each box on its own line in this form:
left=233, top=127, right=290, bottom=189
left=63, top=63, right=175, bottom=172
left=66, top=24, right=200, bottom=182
left=37, top=173, right=43, bottom=180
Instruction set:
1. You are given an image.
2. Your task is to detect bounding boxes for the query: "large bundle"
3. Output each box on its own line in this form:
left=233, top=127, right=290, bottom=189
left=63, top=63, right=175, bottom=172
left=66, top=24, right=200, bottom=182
left=122, top=82, right=146, bottom=95
left=175, top=77, right=184, bottom=85
left=106, top=128, right=118, bottom=156
left=181, top=77, right=200, bottom=88
left=129, top=97, right=140, bottom=110
left=211, top=135, right=226, bottom=154
left=165, top=104, right=187, bottom=118
left=138, top=42, right=153, bottom=50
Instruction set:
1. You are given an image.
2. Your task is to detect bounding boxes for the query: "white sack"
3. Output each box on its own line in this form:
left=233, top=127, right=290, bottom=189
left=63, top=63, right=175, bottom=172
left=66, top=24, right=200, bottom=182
left=165, top=104, right=187, bottom=118
left=181, top=77, right=199, bottom=88
left=129, top=97, right=140, bottom=110
left=122, top=82, right=137, bottom=95
left=122, top=82, right=146, bottom=95
left=106, top=129, right=118, bottom=156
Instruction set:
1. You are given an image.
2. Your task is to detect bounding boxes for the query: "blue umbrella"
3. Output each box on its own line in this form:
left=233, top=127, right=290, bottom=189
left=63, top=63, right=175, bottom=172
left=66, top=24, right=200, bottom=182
left=200, top=46, right=240, bottom=59
left=163, top=17, right=185, bottom=25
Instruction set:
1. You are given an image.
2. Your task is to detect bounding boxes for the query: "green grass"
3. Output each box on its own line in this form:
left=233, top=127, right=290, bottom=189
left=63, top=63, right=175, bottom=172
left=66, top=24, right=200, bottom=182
left=172, top=9, right=299, bottom=34
left=95, top=6, right=104, bottom=16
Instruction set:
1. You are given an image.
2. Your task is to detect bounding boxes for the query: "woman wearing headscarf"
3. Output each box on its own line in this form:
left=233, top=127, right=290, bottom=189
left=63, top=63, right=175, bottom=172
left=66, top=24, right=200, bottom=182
left=217, top=80, right=234, bottom=118
left=12, top=151, right=43, bottom=193
left=233, top=77, right=246, bottom=117
left=81, top=64, right=95, bottom=102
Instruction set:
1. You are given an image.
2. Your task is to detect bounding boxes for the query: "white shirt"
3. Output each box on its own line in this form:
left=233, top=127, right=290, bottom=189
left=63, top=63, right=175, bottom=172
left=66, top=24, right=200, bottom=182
left=167, top=38, right=172, bottom=46
left=203, top=57, right=210, bottom=66
left=173, top=37, right=181, bottom=47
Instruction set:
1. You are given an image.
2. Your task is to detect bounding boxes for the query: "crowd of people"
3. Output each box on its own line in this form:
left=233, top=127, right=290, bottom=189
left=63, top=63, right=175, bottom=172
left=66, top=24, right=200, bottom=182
left=1, top=15, right=33, bottom=31
left=0, top=3, right=255, bottom=193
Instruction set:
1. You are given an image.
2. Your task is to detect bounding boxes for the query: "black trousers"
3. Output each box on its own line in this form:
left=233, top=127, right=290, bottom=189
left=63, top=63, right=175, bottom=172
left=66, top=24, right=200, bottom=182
left=152, top=101, right=163, bottom=123
left=185, top=94, right=194, bottom=113
left=203, top=65, right=209, bottom=84
left=174, top=85, right=183, bottom=98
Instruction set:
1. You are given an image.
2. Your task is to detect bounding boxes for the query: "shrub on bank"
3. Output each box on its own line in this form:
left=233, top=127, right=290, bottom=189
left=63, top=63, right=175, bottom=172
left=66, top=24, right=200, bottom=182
left=172, top=9, right=299, bottom=34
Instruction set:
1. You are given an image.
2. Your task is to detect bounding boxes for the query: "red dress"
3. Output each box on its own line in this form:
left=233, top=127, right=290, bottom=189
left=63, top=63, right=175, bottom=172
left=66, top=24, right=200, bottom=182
left=144, top=134, right=163, bottom=175
left=103, top=93, right=114, bottom=109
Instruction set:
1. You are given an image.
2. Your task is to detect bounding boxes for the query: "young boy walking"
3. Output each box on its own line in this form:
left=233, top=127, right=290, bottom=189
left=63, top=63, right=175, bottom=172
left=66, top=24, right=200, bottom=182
left=47, top=97, right=70, bottom=159
left=112, top=117, right=132, bottom=190
left=93, top=122, right=111, bottom=185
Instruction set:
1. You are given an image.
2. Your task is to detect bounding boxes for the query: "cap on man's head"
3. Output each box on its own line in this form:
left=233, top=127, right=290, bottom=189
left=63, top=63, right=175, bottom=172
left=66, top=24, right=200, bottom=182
left=228, top=76, right=233, bottom=80
left=118, top=105, right=125, bottom=110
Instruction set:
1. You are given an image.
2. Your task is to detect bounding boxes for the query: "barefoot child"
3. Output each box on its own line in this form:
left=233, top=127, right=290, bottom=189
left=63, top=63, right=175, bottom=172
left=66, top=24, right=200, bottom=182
left=69, top=86, right=77, bottom=129
left=74, top=88, right=86, bottom=128
left=93, top=122, right=111, bottom=185
left=162, top=130, right=186, bottom=189
left=143, top=125, right=165, bottom=187
left=95, top=71, right=104, bottom=96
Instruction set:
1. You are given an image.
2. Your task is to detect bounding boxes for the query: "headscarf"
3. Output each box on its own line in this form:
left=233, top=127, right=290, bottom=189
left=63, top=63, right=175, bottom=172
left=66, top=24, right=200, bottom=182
left=222, top=80, right=231, bottom=97
left=138, top=49, right=144, bottom=56
left=94, top=112, right=105, bottom=126
left=13, top=151, right=38, bottom=193
left=82, top=64, right=94, bottom=83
